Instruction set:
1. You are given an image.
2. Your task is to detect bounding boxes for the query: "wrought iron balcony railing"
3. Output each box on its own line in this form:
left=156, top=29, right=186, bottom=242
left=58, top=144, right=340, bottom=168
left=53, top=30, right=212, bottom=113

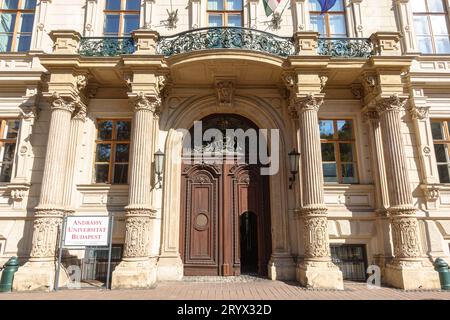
left=78, top=37, right=136, bottom=56
left=156, top=27, right=295, bottom=58
left=76, top=31, right=374, bottom=59
left=318, top=38, right=373, bottom=58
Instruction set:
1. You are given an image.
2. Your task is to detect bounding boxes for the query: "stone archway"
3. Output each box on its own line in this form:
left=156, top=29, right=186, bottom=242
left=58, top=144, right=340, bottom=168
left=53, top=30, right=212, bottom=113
left=156, top=95, right=296, bottom=281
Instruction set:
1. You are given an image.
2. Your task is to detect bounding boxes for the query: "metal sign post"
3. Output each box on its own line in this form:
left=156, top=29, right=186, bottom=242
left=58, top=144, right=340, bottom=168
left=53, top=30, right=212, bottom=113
left=54, top=215, right=114, bottom=291
left=105, top=214, right=114, bottom=289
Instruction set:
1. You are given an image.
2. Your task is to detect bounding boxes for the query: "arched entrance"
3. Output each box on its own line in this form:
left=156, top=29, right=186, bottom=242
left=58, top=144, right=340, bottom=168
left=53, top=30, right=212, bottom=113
left=180, top=114, right=272, bottom=276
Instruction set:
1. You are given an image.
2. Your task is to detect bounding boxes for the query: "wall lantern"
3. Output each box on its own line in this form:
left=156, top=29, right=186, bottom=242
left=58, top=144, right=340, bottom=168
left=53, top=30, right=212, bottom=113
left=288, top=149, right=300, bottom=189
left=154, top=149, right=165, bottom=189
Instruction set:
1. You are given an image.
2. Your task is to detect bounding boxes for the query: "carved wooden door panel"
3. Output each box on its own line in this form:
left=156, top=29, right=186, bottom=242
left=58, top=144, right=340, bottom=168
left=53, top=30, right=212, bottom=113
left=229, top=164, right=271, bottom=276
left=181, top=164, right=221, bottom=276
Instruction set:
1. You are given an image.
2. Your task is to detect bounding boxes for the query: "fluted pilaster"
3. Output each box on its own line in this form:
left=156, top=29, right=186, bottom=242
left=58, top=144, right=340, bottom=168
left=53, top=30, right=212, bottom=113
left=62, top=105, right=86, bottom=212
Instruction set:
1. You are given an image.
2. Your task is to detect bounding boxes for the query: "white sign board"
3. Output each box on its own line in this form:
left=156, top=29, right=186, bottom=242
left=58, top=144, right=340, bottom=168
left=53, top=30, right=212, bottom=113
left=64, top=216, right=110, bottom=246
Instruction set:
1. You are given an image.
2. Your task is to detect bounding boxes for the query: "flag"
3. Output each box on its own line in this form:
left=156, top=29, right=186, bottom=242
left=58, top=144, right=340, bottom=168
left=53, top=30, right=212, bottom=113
left=318, top=0, right=337, bottom=14
left=263, top=0, right=282, bottom=17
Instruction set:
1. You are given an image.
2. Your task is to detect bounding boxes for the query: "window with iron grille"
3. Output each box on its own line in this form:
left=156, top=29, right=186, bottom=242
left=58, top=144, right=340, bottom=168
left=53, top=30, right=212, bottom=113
left=309, top=0, right=347, bottom=37
left=207, top=0, right=243, bottom=27
left=412, top=0, right=450, bottom=54
left=0, top=0, right=36, bottom=52
left=331, top=244, right=367, bottom=282
left=0, top=119, right=19, bottom=182
left=103, top=0, right=140, bottom=36
left=94, top=119, right=131, bottom=184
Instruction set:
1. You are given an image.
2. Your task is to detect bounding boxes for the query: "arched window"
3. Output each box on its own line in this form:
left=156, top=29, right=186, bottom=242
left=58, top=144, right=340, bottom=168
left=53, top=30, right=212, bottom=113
left=412, top=0, right=450, bottom=54
left=309, top=0, right=347, bottom=37
left=0, top=0, right=36, bottom=52
left=207, top=0, right=243, bottom=27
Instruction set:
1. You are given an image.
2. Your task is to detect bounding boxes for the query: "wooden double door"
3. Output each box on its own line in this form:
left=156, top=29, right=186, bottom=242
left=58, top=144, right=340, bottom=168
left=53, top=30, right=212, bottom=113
left=180, top=162, right=271, bottom=276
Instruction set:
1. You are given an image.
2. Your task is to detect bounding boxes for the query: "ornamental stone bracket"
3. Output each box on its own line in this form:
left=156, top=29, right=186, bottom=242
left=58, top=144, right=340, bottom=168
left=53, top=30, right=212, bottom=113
left=6, top=183, right=31, bottom=209
left=420, top=184, right=440, bottom=209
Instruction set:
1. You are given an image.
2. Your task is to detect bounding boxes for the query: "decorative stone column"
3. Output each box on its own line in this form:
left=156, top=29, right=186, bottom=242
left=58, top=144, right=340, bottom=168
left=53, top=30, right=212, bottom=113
left=375, top=94, right=440, bottom=290
left=13, top=93, right=80, bottom=291
left=295, top=94, right=343, bottom=290
left=190, top=0, right=202, bottom=29
left=111, top=92, right=160, bottom=289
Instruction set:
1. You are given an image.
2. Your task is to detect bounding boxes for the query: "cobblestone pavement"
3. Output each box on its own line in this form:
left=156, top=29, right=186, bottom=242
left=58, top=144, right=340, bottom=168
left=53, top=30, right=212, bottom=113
left=1, top=278, right=450, bottom=300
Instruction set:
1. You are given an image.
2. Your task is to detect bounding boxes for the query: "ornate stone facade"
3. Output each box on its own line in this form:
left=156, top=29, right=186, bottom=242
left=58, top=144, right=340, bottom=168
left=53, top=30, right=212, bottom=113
left=0, top=2, right=449, bottom=293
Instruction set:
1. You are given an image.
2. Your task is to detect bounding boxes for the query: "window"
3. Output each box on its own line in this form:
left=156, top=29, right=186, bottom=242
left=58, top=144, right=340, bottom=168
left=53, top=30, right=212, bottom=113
left=412, top=0, right=450, bottom=54
left=431, top=120, right=450, bottom=183
left=331, top=244, right=367, bottom=282
left=309, top=0, right=347, bottom=37
left=0, top=119, right=19, bottom=182
left=319, top=119, right=358, bottom=184
left=207, top=0, right=243, bottom=27
left=94, top=120, right=131, bottom=184
left=103, top=0, right=140, bottom=36
left=0, top=0, right=36, bottom=52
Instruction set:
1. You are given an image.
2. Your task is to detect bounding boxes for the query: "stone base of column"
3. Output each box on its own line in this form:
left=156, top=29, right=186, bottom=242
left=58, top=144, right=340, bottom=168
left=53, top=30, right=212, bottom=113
left=157, top=255, right=183, bottom=281
left=296, top=261, right=344, bottom=290
left=384, top=261, right=440, bottom=290
left=268, top=254, right=296, bottom=280
left=13, top=260, right=68, bottom=292
left=111, top=258, right=157, bottom=289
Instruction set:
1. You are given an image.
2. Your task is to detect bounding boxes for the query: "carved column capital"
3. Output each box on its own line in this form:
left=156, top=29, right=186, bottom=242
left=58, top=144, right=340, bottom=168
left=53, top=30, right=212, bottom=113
left=72, top=104, right=87, bottom=121
left=48, top=92, right=80, bottom=113
left=294, top=94, right=324, bottom=113
left=130, top=92, right=161, bottom=114
left=362, top=109, right=379, bottom=123
left=19, top=105, right=40, bottom=122
left=375, top=94, right=408, bottom=115
left=408, top=105, right=430, bottom=120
